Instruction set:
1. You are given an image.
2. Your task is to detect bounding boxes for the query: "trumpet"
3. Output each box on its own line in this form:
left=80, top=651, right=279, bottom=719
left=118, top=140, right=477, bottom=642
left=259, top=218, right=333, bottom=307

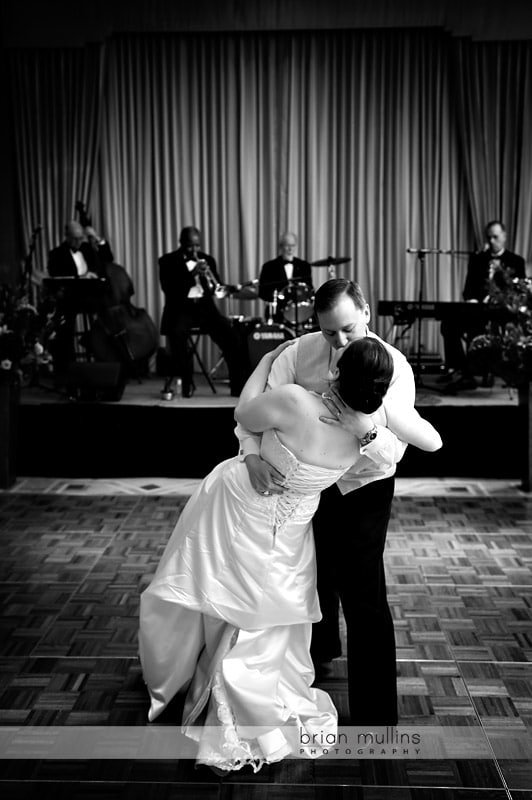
left=195, top=259, right=223, bottom=294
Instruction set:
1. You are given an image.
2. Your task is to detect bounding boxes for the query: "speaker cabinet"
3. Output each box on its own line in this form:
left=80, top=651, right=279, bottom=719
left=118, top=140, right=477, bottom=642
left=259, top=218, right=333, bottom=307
left=66, top=362, right=125, bottom=402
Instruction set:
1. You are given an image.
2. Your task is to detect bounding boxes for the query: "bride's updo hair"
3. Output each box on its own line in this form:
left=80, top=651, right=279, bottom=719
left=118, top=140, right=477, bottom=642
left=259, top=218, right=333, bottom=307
left=336, top=337, right=393, bottom=414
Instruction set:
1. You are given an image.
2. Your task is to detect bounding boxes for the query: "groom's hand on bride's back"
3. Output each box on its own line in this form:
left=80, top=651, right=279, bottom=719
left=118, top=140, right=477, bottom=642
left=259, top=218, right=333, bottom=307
left=267, top=338, right=297, bottom=362
left=244, top=454, right=286, bottom=495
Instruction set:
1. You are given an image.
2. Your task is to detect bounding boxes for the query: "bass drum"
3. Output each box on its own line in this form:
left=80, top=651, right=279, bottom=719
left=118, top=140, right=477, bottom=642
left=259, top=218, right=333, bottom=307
left=247, top=322, right=295, bottom=370
left=280, top=282, right=315, bottom=325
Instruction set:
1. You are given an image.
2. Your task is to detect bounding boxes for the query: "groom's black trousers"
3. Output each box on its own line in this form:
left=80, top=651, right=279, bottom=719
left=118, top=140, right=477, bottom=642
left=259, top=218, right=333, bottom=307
left=311, top=476, right=397, bottom=725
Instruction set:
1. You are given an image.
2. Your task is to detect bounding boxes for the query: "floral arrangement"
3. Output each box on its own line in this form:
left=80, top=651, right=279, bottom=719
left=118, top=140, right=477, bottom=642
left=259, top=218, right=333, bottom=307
left=0, top=283, right=53, bottom=382
left=469, top=276, right=532, bottom=388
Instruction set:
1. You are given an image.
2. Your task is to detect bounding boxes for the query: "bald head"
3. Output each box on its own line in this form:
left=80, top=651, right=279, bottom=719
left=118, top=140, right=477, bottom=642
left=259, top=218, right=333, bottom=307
left=64, top=220, right=85, bottom=251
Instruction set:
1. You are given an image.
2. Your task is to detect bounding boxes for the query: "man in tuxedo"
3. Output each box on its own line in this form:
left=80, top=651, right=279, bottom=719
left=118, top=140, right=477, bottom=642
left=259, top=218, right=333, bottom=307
left=48, top=220, right=112, bottom=278
left=46, top=220, right=112, bottom=378
left=258, top=232, right=314, bottom=322
left=440, top=220, right=525, bottom=393
left=159, top=226, right=244, bottom=398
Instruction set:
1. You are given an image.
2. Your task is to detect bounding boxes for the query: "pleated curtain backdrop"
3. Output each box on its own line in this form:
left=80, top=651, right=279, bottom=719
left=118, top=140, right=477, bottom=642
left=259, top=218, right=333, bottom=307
left=8, top=45, right=106, bottom=286
left=7, top=27, right=532, bottom=359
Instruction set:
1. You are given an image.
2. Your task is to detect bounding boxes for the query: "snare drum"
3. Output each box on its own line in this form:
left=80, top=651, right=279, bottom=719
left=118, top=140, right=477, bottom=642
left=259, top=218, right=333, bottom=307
left=279, top=282, right=315, bottom=325
left=247, top=322, right=295, bottom=369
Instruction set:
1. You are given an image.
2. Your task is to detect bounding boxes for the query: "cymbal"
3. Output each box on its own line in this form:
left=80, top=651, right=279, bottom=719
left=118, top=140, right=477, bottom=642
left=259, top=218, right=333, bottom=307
left=310, top=256, right=351, bottom=267
left=232, top=286, right=259, bottom=300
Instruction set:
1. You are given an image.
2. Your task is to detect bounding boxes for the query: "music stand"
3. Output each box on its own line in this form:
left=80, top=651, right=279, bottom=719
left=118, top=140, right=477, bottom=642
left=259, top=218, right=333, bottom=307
left=42, top=277, right=107, bottom=360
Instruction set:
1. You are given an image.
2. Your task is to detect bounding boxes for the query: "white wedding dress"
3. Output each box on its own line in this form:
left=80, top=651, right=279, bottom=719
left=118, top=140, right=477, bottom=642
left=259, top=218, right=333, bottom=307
left=139, top=428, right=345, bottom=771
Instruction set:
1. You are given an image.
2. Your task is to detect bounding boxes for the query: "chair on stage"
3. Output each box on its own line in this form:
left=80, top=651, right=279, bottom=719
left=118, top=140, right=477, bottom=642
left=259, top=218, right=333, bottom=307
left=187, top=327, right=217, bottom=394
left=160, top=327, right=219, bottom=398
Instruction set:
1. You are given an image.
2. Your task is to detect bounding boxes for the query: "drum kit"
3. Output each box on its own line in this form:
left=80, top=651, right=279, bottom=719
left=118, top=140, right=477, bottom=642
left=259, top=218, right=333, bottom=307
left=218, top=257, right=351, bottom=371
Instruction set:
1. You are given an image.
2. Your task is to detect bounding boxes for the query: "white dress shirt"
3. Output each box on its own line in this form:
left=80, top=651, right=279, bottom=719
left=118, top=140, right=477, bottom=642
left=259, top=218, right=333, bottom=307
left=71, top=249, right=89, bottom=277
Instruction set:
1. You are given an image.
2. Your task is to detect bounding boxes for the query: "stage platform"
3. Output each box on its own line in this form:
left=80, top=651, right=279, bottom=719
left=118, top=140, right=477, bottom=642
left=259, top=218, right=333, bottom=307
left=16, top=372, right=525, bottom=481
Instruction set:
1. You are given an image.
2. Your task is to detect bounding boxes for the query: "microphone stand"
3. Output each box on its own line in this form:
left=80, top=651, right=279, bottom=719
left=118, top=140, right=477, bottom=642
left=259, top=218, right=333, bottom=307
left=406, top=247, right=469, bottom=386
left=23, top=225, right=43, bottom=306
left=289, top=278, right=301, bottom=335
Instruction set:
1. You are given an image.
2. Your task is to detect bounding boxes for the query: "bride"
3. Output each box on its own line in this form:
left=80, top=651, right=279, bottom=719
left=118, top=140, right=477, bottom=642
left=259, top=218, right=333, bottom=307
left=138, top=337, right=441, bottom=772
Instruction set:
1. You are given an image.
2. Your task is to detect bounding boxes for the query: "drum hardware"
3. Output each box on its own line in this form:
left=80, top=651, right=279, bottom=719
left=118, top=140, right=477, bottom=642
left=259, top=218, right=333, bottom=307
left=302, top=318, right=319, bottom=332
left=310, top=255, right=351, bottom=279
left=278, top=281, right=315, bottom=328
left=230, top=279, right=259, bottom=300
left=310, top=256, right=351, bottom=267
left=247, top=321, right=295, bottom=370
left=266, top=288, right=280, bottom=324
left=209, top=315, right=262, bottom=383
left=213, top=279, right=259, bottom=306
left=213, top=280, right=259, bottom=329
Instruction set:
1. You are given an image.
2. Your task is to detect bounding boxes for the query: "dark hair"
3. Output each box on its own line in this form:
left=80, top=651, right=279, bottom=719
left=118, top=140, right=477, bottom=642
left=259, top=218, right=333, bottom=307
left=336, top=337, right=393, bottom=414
left=314, top=278, right=367, bottom=314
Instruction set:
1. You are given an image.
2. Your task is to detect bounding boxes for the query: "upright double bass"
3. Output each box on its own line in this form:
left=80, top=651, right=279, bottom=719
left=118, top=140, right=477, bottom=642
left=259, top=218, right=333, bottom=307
left=75, top=201, right=159, bottom=377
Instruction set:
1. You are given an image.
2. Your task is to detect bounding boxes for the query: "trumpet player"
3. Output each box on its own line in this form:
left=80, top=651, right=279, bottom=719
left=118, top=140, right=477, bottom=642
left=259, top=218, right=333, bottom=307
left=159, top=226, right=244, bottom=398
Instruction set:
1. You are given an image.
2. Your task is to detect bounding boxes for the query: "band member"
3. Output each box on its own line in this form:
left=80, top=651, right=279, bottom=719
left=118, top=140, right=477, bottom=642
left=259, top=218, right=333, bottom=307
left=440, top=220, right=525, bottom=393
left=159, top=226, right=245, bottom=398
left=259, top=232, right=314, bottom=323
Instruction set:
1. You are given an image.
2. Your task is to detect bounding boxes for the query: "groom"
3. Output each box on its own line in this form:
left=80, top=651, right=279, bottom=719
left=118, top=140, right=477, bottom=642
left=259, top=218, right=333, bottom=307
left=236, top=278, right=415, bottom=725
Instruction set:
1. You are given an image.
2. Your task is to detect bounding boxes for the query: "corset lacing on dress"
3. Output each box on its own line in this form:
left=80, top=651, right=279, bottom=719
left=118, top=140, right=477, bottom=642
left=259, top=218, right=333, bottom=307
left=261, top=430, right=346, bottom=538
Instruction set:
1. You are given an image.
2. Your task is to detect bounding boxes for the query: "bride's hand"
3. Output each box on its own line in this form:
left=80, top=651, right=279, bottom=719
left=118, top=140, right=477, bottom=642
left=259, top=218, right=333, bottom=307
left=319, top=389, right=375, bottom=438
left=263, top=338, right=297, bottom=362
left=243, top=454, right=286, bottom=496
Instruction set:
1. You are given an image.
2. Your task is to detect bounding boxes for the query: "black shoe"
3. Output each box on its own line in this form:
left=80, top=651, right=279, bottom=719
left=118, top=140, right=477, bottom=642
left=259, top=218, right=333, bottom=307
left=161, top=378, right=175, bottom=400
left=481, top=373, right=494, bottom=388
left=182, top=383, right=194, bottom=398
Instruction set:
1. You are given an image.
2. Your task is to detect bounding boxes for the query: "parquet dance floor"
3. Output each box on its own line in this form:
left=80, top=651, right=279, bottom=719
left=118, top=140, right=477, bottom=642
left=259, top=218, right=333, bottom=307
left=0, top=479, right=531, bottom=798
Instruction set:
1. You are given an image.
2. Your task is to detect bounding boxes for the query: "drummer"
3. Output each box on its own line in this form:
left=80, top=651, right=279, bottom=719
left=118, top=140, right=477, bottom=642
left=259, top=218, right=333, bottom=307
left=258, top=232, right=314, bottom=323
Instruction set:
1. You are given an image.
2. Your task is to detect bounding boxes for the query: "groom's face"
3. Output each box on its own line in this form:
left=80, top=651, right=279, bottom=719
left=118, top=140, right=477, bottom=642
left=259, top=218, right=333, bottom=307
left=317, top=294, right=370, bottom=351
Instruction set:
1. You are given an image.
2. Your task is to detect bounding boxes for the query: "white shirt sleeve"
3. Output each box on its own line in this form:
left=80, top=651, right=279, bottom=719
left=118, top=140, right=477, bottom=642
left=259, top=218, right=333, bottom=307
left=373, top=349, right=416, bottom=465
